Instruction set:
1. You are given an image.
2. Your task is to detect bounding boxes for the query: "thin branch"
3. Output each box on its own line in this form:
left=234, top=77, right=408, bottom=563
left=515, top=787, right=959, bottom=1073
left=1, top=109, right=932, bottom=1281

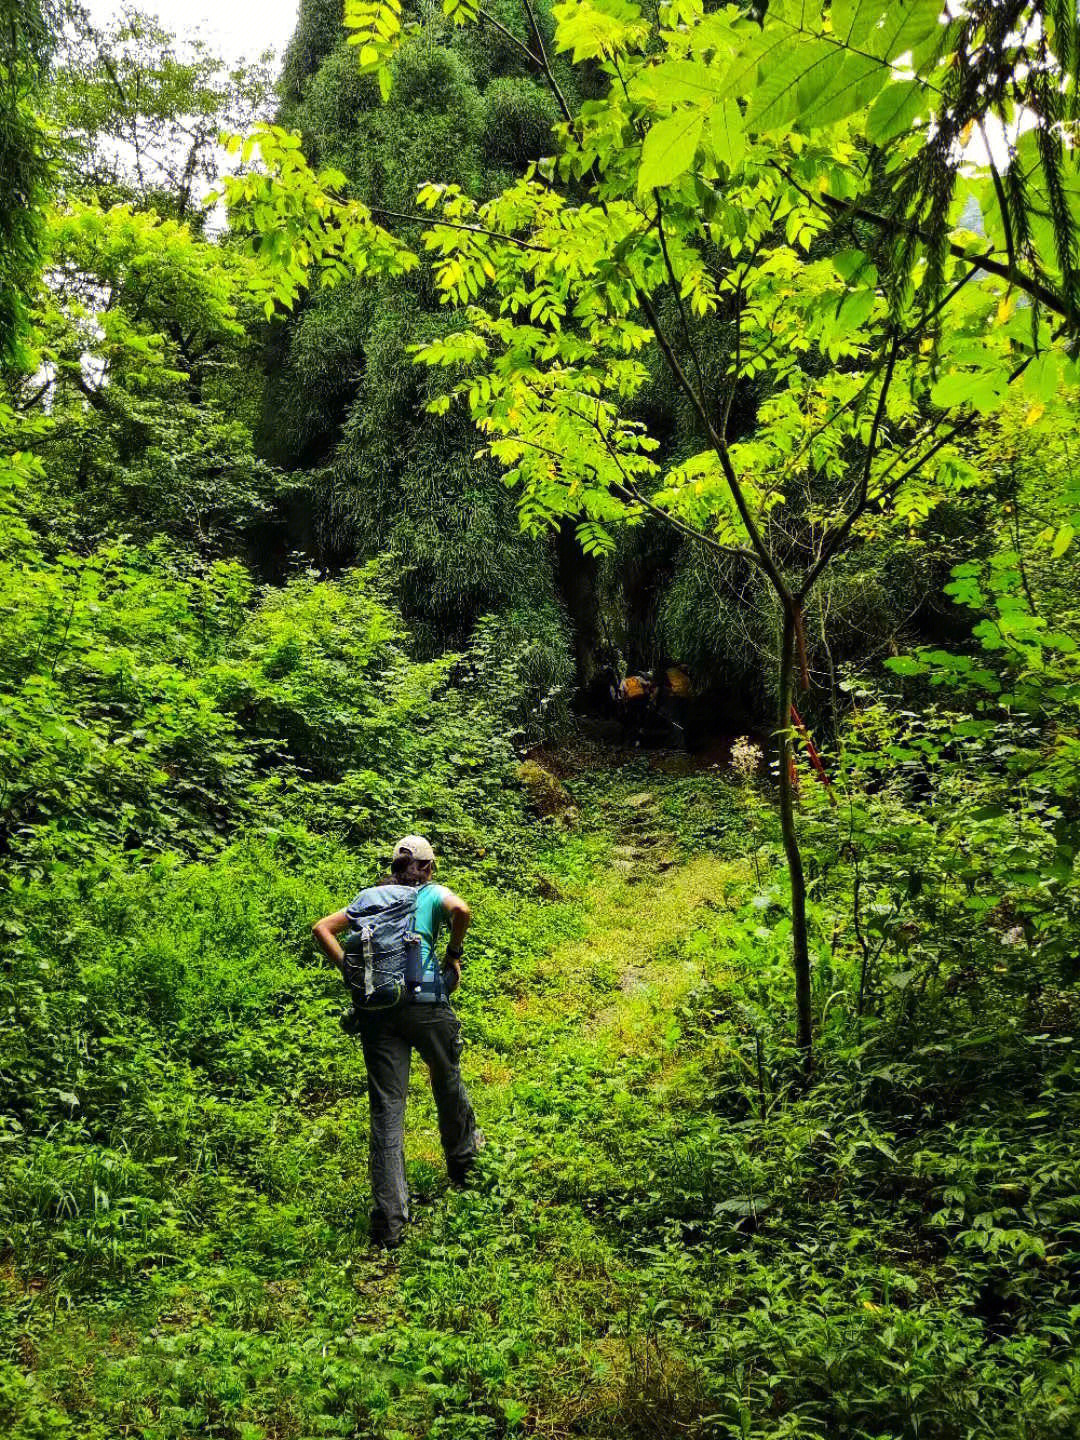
left=15, top=380, right=50, bottom=412
left=580, top=401, right=768, bottom=572
left=783, top=265, right=978, bottom=488
left=876, top=352, right=1035, bottom=507
left=509, top=425, right=762, bottom=569
left=720, top=275, right=743, bottom=441
left=779, top=167, right=1069, bottom=325
left=618, top=474, right=765, bottom=570
left=517, top=0, right=575, bottom=126
left=370, top=206, right=551, bottom=253
left=635, top=286, right=793, bottom=603
left=979, top=120, right=1016, bottom=279
left=74, top=373, right=112, bottom=414
left=476, top=5, right=545, bottom=68
left=654, top=192, right=711, bottom=418
left=798, top=327, right=901, bottom=604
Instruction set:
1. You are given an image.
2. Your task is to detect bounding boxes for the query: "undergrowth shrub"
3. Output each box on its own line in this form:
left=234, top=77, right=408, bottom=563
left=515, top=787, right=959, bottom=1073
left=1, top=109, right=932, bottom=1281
left=0, top=536, right=542, bottom=1306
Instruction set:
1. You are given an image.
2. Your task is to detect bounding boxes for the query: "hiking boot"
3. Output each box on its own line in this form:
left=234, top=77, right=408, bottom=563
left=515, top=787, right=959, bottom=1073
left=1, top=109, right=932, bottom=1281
left=370, top=1233, right=404, bottom=1252
left=448, top=1129, right=487, bottom=1188
left=368, top=1208, right=407, bottom=1250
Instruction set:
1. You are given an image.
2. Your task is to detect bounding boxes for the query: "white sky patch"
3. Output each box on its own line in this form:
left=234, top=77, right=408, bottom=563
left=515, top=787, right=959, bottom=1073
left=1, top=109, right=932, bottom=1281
left=77, top=0, right=305, bottom=229
left=82, top=0, right=300, bottom=66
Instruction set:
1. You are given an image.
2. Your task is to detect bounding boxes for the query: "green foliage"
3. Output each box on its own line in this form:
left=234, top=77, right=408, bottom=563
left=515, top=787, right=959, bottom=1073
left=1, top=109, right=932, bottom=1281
left=280, top=0, right=348, bottom=113
left=4, top=753, right=1079, bottom=1439
left=481, top=77, right=561, bottom=171
left=1, top=9, right=1079, bottom=1440
left=223, top=0, right=1080, bottom=1063
left=344, top=0, right=404, bottom=101
left=229, top=0, right=1080, bottom=576
left=457, top=602, right=575, bottom=743
left=0, top=534, right=254, bottom=874
left=3, top=24, right=303, bottom=557
left=248, top=17, right=570, bottom=650
left=0, top=0, right=54, bottom=368
left=3, top=199, right=290, bottom=552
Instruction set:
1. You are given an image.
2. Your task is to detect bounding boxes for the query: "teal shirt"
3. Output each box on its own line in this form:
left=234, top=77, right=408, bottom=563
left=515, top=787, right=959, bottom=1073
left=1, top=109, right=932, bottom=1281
left=413, top=882, right=452, bottom=987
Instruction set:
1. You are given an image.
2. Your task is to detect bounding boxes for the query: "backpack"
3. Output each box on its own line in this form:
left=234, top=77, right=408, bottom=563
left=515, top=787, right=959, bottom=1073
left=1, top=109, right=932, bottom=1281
left=341, top=883, right=433, bottom=1009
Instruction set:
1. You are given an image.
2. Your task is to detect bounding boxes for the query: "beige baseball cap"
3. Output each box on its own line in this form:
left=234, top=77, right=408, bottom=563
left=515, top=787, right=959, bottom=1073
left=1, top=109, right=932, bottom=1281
left=392, top=834, right=436, bottom=864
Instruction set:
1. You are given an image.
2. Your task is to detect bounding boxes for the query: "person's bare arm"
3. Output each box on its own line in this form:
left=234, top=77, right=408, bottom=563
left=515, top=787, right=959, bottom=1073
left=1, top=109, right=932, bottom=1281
left=442, top=890, right=471, bottom=994
left=312, top=909, right=352, bottom=975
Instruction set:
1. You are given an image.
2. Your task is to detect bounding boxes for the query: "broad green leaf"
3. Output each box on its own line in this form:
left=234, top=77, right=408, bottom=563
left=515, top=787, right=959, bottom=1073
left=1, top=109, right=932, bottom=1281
left=745, top=40, right=836, bottom=131
left=833, top=248, right=874, bottom=283
left=874, top=0, right=944, bottom=63
left=770, top=0, right=817, bottom=27
left=932, top=368, right=1009, bottom=414
left=885, top=656, right=929, bottom=676
left=1023, top=350, right=1063, bottom=402
left=716, top=26, right=791, bottom=106
left=638, top=108, right=705, bottom=193
left=800, top=50, right=882, bottom=130
left=831, top=0, right=885, bottom=47
left=836, top=286, right=875, bottom=331
left=745, top=40, right=883, bottom=133
left=687, top=11, right=742, bottom=58
left=1051, top=523, right=1075, bottom=558
left=866, top=80, right=925, bottom=144
left=705, top=99, right=745, bottom=170
left=628, top=59, right=719, bottom=104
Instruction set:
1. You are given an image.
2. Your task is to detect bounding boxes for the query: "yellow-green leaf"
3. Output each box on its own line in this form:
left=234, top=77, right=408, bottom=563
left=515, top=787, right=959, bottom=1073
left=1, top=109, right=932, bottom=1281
left=637, top=109, right=704, bottom=194
left=866, top=80, right=924, bottom=144
left=706, top=99, right=744, bottom=170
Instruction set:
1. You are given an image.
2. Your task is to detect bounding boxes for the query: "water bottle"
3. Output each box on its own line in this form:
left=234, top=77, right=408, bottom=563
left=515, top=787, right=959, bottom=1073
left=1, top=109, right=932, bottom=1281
left=404, top=931, right=424, bottom=995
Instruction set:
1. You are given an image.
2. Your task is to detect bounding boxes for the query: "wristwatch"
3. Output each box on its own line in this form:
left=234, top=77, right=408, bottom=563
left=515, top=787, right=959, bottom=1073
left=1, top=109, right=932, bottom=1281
left=445, top=943, right=464, bottom=961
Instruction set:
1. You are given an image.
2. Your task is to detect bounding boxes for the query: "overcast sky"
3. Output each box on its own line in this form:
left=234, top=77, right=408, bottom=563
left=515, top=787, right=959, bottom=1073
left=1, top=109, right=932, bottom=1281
left=84, top=0, right=300, bottom=64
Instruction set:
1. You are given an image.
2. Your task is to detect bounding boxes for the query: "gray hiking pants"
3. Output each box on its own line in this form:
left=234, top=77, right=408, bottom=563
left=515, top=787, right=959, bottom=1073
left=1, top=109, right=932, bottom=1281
left=355, top=1002, right=478, bottom=1244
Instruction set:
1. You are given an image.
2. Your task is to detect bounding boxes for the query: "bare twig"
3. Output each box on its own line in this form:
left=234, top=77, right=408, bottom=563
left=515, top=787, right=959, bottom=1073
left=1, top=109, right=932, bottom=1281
left=779, top=166, right=1069, bottom=326
left=797, top=327, right=901, bottom=604
left=370, top=206, right=551, bottom=253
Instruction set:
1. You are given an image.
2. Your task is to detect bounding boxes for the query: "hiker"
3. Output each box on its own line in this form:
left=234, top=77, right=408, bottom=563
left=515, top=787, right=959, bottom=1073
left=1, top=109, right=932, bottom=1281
left=656, top=664, right=693, bottom=749
left=311, top=835, right=480, bottom=1249
left=615, top=672, right=655, bottom=745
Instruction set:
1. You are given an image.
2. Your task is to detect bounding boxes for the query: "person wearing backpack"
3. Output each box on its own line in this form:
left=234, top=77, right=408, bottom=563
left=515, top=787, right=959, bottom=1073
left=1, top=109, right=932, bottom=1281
left=311, top=836, right=479, bottom=1249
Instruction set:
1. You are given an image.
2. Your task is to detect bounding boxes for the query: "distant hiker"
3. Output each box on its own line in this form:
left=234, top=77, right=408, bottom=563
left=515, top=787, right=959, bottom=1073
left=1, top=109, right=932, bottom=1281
left=312, top=835, right=480, bottom=1249
left=663, top=665, right=692, bottom=701
left=615, top=672, right=655, bottom=745
left=657, top=664, right=693, bottom=749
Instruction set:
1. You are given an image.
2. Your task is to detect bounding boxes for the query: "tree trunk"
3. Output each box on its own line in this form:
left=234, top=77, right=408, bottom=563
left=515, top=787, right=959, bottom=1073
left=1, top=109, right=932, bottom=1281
left=778, top=604, right=814, bottom=1066
left=554, top=519, right=604, bottom=694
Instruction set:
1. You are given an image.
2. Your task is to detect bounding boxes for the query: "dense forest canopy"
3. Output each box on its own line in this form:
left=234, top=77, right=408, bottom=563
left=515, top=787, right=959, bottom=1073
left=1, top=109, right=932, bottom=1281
left=2, top=1, right=1080, bottom=1437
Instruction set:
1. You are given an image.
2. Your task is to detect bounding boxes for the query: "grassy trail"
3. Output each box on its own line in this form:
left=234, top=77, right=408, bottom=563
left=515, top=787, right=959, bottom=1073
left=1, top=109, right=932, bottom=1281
left=10, top=773, right=1080, bottom=1439
left=357, top=793, right=753, bottom=1435
left=8, top=775, right=759, bottom=1440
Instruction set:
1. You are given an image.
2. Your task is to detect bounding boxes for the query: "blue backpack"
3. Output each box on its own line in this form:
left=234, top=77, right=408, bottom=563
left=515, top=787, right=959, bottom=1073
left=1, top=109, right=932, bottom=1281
left=341, top=883, right=441, bottom=1009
